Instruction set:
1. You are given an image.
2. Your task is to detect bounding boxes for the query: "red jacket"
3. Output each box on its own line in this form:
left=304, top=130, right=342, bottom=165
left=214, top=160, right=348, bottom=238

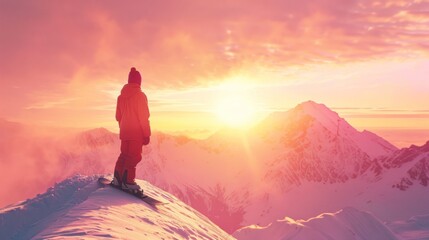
left=116, top=83, right=151, bottom=140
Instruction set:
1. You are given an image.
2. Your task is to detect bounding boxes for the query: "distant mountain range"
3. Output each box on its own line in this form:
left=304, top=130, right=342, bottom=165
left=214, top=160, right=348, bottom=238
left=0, top=101, right=428, bottom=234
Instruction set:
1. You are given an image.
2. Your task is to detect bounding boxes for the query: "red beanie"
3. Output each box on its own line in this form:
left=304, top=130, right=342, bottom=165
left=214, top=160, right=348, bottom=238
left=128, top=67, right=142, bottom=85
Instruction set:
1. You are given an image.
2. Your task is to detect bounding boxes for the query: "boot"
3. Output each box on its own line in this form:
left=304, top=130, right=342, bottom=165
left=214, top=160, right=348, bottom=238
left=122, top=181, right=142, bottom=191
left=121, top=170, right=142, bottom=192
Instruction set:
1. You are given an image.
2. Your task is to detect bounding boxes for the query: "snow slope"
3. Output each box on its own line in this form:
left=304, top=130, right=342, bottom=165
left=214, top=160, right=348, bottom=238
left=233, top=207, right=399, bottom=240
left=0, top=175, right=234, bottom=240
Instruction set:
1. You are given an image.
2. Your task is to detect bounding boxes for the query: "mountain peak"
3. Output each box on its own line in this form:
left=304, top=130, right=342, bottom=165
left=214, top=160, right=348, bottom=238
left=0, top=175, right=234, bottom=240
left=295, top=100, right=331, bottom=113
left=293, top=100, right=341, bottom=128
left=258, top=100, right=342, bottom=137
left=257, top=100, right=397, bottom=159
left=75, top=128, right=117, bottom=148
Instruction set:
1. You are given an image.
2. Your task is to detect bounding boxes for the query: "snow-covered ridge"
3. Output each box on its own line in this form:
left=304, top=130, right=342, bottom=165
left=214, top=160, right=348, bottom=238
left=233, top=207, right=400, bottom=240
left=0, top=175, right=234, bottom=240
left=0, top=175, right=99, bottom=239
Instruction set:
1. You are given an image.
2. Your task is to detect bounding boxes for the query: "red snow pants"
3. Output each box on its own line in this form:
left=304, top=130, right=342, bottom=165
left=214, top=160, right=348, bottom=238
left=114, top=140, right=143, bottom=184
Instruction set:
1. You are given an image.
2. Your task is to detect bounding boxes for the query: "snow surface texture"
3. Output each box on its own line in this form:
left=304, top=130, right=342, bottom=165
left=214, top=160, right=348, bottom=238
left=233, top=207, right=400, bottom=240
left=0, top=175, right=234, bottom=240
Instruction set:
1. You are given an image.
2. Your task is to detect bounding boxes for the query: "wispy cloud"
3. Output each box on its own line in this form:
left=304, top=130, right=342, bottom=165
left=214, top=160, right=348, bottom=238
left=1, top=0, right=428, bottom=88
left=344, top=113, right=429, bottom=119
left=26, top=98, right=79, bottom=110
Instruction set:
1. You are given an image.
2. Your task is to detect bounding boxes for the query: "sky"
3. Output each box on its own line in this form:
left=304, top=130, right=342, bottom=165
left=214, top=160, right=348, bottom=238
left=0, top=0, right=428, bottom=145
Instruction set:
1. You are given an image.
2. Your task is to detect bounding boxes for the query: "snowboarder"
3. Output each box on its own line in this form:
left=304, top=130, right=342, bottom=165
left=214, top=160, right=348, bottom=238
left=113, top=67, right=151, bottom=191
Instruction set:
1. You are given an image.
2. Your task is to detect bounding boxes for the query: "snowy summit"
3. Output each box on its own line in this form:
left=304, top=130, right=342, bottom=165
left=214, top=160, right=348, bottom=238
left=0, top=175, right=234, bottom=240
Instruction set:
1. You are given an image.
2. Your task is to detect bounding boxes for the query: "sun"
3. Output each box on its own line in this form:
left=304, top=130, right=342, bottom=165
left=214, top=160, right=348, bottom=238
left=215, top=95, right=257, bottom=128
left=211, top=79, right=257, bottom=128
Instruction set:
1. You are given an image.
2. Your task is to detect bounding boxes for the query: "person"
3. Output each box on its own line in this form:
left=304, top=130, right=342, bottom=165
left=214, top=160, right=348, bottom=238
left=113, top=67, right=151, bottom=191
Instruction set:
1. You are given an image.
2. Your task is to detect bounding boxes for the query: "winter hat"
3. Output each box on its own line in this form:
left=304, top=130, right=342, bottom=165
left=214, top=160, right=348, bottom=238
left=128, top=67, right=142, bottom=85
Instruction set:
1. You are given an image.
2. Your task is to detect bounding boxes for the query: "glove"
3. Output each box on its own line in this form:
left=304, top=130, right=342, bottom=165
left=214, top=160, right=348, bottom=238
left=142, top=136, right=150, bottom=145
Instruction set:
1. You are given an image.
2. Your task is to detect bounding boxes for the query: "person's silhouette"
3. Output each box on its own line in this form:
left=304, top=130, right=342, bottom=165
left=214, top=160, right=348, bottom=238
left=113, top=67, right=151, bottom=191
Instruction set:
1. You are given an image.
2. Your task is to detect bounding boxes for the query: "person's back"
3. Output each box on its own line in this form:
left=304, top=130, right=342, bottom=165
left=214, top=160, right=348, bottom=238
left=113, top=67, right=151, bottom=191
left=116, top=82, right=150, bottom=140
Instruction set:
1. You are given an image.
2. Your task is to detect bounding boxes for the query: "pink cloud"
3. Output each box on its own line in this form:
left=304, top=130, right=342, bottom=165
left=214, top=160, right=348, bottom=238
left=0, top=0, right=428, bottom=123
left=1, top=0, right=428, bottom=86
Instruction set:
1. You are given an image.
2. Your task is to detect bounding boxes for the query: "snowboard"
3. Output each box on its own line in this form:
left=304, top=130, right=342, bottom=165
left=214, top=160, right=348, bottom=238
left=98, top=177, right=167, bottom=206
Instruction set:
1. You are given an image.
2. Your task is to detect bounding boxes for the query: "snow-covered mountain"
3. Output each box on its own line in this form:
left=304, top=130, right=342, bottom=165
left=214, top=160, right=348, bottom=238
left=256, top=101, right=397, bottom=187
left=254, top=101, right=396, bottom=158
left=0, top=175, right=234, bottom=240
left=376, top=141, right=429, bottom=190
left=234, top=207, right=400, bottom=240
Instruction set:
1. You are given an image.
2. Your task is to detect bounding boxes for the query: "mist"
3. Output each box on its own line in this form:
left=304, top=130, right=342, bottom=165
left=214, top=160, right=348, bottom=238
left=0, top=119, right=119, bottom=208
